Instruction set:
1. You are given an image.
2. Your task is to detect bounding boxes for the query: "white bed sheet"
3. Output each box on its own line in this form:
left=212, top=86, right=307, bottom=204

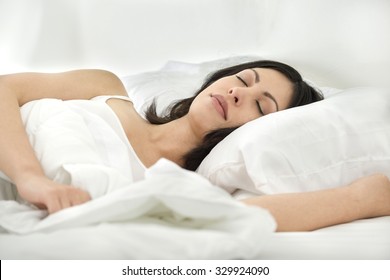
left=232, top=190, right=390, bottom=260
left=2, top=215, right=388, bottom=260
left=259, top=217, right=390, bottom=259
left=0, top=159, right=276, bottom=260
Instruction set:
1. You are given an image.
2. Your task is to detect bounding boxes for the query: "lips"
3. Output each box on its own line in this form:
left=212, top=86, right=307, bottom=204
left=211, top=94, right=228, bottom=120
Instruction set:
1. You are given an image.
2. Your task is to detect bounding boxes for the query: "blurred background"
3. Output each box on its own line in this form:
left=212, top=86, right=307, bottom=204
left=1, top=0, right=389, bottom=88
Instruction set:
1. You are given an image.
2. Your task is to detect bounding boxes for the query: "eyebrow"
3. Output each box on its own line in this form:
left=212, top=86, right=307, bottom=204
left=251, top=68, right=279, bottom=111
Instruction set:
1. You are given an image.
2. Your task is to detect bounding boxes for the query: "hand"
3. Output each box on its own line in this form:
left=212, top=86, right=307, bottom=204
left=15, top=175, right=91, bottom=214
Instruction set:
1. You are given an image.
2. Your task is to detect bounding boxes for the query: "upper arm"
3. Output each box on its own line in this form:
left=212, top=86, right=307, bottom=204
left=0, top=69, right=127, bottom=106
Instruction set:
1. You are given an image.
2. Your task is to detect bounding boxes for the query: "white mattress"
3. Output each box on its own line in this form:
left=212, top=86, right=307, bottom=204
left=1, top=217, right=388, bottom=259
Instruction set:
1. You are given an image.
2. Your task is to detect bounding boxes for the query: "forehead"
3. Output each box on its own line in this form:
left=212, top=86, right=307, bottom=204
left=252, top=68, right=291, bottom=85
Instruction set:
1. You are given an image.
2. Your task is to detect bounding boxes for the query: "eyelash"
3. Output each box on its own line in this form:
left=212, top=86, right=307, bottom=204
left=235, top=75, right=248, bottom=87
left=256, top=101, right=265, bottom=116
left=236, top=75, right=264, bottom=116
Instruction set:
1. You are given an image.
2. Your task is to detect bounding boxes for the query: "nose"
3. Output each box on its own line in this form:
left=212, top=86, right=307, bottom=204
left=228, top=87, right=243, bottom=106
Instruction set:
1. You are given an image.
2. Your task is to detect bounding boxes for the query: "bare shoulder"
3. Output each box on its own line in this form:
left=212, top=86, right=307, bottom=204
left=76, top=69, right=128, bottom=97
left=1, top=69, right=128, bottom=106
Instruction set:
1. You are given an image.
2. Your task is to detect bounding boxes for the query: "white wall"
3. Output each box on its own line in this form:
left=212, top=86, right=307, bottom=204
left=257, top=0, right=390, bottom=88
left=1, top=0, right=389, bottom=88
left=0, top=0, right=265, bottom=74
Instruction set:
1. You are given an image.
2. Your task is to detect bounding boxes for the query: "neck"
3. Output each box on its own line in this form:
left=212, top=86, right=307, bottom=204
left=147, top=117, right=204, bottom=167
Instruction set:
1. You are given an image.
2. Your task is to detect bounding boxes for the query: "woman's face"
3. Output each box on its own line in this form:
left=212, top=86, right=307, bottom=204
left=188, top=67, right=294, bottom=134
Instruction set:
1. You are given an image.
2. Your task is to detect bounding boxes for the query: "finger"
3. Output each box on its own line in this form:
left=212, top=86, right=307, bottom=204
left=59, top=195, right=72, bottom=210
left=71, top=189, right=91, bottom=206
left=46, top=198, right=62, bottom=214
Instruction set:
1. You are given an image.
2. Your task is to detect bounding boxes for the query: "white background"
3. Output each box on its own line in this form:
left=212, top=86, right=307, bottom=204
left=1, top=0, right=389, bottom=88
left=2, top=260, right=390, bottom=280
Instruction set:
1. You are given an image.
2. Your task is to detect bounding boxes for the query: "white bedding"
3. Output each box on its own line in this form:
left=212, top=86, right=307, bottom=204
left=2, top=183, right=389, bottom=260
left=0, top=159, right=276, bottom=259
left=0, top=98, right=275, bottom=259
left=260, top=217, right=390, bottom=259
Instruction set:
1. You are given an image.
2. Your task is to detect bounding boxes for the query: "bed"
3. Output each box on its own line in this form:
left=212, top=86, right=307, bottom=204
left=1, top=0, right=390, bottom=260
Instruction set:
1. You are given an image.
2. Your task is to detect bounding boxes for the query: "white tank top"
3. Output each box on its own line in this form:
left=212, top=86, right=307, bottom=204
left=0, top=95, right=146, bottom=201
left=87, top=95, right=147, bottom=182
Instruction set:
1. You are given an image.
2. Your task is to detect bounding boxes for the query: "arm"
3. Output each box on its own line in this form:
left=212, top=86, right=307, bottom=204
left=0, top=70, right=127, bottom=213
left=243, top=174, right=390, bottom=232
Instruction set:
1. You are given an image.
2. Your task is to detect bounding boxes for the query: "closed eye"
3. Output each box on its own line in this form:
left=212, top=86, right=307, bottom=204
left=236, top=75, right=264, bottom=115
left=256, top=100, right=265, bottom=116
left=236, top=75, right=248, bottom=87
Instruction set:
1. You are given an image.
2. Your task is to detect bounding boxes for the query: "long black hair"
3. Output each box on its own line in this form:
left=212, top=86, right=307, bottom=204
left=145, top=60, right=323, bottom=171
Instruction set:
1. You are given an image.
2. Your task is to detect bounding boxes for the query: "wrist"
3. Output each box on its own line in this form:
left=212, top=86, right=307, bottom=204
left=12, top=167, right=47, bottom=187
left=347, top=174, right=390, bottom=219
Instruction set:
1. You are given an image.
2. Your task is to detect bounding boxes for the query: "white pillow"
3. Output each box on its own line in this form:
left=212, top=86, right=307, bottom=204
left=197, top=87, right=390, bottom=195
left=122, top=56, right=373, bottom=196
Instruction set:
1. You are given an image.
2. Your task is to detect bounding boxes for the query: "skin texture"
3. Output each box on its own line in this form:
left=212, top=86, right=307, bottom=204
left=0, top=69, right=389, bottom=232
left=187, top=68, right=293, bottom=133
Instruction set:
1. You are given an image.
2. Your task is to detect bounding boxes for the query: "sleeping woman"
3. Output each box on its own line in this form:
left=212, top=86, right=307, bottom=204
left=1, top=60, right=389, bottom=231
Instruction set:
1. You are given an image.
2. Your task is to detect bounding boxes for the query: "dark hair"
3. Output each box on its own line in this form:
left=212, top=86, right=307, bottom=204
left=145, top=60, right=323, bottom=171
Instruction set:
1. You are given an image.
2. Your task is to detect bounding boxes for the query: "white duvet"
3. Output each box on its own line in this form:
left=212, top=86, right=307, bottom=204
left=0, top=99, right=275, bottom=259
